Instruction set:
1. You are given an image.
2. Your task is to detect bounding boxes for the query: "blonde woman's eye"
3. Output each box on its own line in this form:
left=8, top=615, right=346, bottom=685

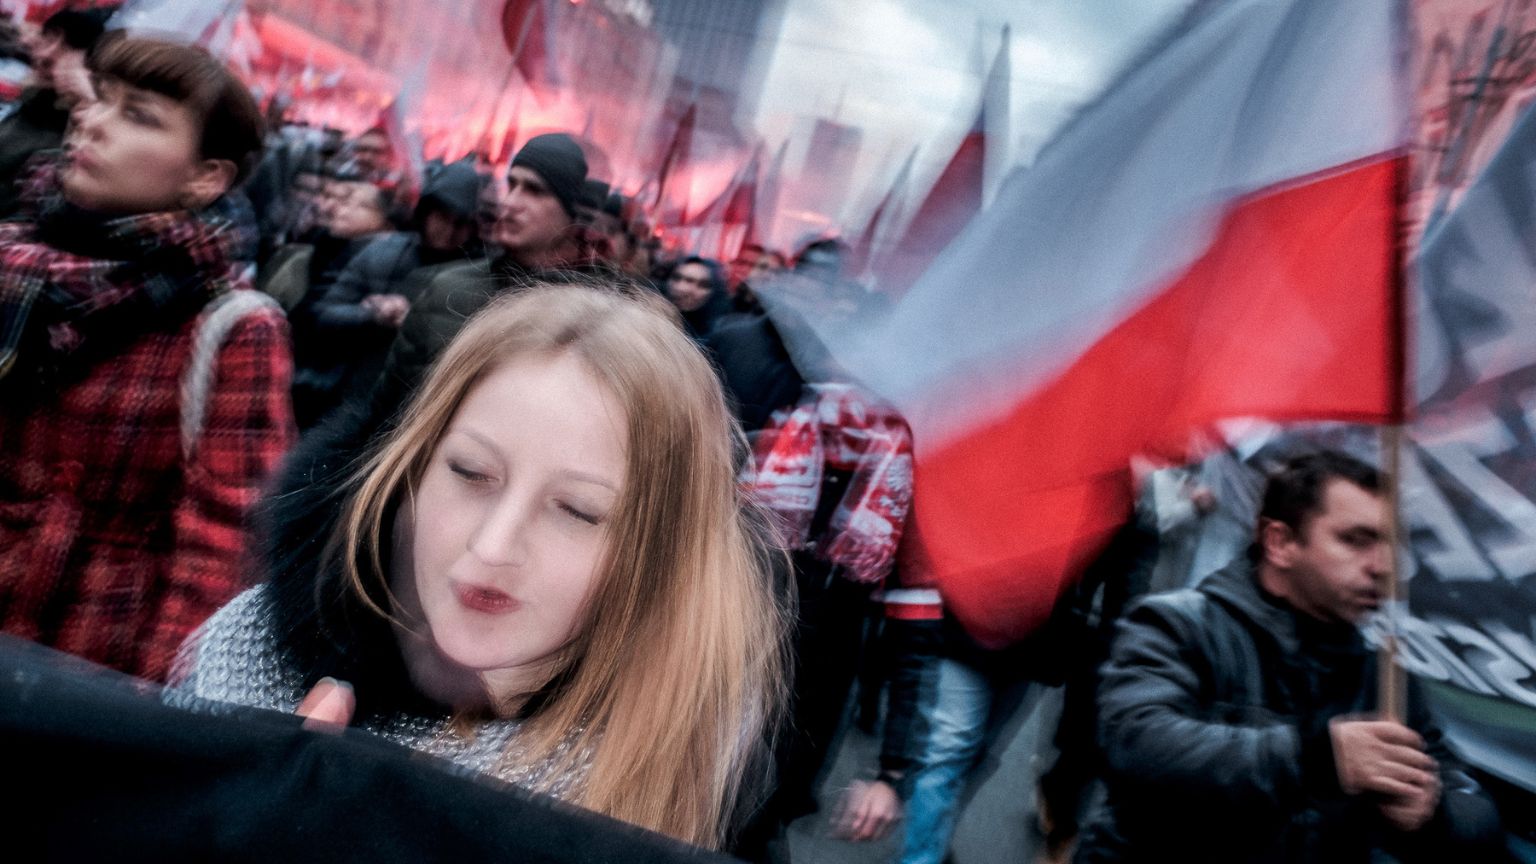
left=559, top=502, right=601, bottom=526
left=448, top=461, right=493, bottom=485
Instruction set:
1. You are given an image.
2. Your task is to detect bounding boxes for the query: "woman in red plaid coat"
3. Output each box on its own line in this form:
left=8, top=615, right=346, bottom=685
left=0, top=37, right=294, bottom=681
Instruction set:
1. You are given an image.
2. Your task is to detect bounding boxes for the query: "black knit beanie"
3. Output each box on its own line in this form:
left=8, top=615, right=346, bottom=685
left=511, top=133, right=587, bottom=218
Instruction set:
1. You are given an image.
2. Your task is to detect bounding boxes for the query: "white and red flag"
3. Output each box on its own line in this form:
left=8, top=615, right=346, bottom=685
left=112, top=0, right=254, bottom=62
left=848, top=146, right=917, bottom=281
left=374, top=55, right=430, bottom=198
left=750, top=139, right=789, bottom=251
left=690, top=145, right=762, bottom=262
left=764, top=0, right=1410, bottom=646
left=646, top=102, right=697, bottom=229
left=501, top=0, right=562, bottom=98
left=877, top=27, right=1008, bottom=297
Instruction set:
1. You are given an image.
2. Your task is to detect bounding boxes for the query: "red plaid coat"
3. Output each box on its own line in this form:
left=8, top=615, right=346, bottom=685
left=0, top=291, right=295, bottom=681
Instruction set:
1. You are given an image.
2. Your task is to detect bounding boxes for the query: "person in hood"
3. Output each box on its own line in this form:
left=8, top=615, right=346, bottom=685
left=0, top=36, right=292, bottom=682
left=704, top=312, right=803, bottom=435
left=664, top=255, right=732, bottom=340
left=1077, top=452, right=1502, bottom=862
left=324, top=155, right=482, bottom=300
left=290, top=158, right=483, bottom=427
left=0, top=6, right=115, bottom=217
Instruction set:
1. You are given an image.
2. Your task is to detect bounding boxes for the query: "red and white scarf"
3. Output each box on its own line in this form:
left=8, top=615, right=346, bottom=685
left=745, top=383, right=914, bottom=585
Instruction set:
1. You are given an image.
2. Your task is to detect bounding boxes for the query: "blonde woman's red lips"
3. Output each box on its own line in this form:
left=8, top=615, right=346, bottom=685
left=453, top=582, right=520, bottom=614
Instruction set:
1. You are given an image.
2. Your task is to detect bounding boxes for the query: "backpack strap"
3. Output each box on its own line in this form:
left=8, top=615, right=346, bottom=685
left=180, top=290, right=282, bottom=462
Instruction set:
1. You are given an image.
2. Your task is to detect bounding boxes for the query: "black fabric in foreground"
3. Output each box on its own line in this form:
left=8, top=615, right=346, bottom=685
left=0, top=637, right=737, bottom=863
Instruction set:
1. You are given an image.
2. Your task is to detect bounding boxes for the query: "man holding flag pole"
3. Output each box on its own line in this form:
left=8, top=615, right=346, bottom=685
left=1077, top=451, right=1501, bottom=861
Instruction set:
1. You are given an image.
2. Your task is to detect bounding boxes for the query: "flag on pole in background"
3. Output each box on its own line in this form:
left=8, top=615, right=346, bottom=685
left=750, top=139, right=789, bottom=250
left=112, top=0, right=246, bottom=57
left=690, top=145, right=762, bottom=262
left=876, top=26, right=1007, bottom=297
left=848, top=146, right=916, bottom=279
left=377, top=55, right=431, bottom=198
left=649, top=102, right=696, bottom=228
left=486, top=78, right=524, bottom=171
left=764, top=0, right=1408, bottom=646
left=502, top=0, right=561, bottom=96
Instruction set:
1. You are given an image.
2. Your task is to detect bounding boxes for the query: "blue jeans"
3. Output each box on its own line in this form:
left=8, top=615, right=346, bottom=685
left=898, top=656, right=993, bottom=864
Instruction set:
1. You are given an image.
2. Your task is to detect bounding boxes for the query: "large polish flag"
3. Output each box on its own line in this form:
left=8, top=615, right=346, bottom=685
left=779, top=0, right=1410, bottom=646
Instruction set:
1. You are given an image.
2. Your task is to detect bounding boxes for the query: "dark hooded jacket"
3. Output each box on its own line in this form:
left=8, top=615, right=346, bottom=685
left=1076, top=559, right=1502, bottom=863
left=289, top=162, right=484, bottom=426
left=704, top=314, right=803, bottom=434
left=369, top=253, right=611, bottom=424
left=312, top=160, right=484, bottom=310
left=371, top=255, right=531, bottom=417
left=248, top=391, right=425, bottom=718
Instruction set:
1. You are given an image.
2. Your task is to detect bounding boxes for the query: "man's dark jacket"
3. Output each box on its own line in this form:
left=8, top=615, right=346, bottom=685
left=290, top=231, right=434, bottom=421
left=291, top=161, right=489, bottom=422
left=366, top=254, right=546, bottom=422
left=1076, top=559, right=1503, bottom=863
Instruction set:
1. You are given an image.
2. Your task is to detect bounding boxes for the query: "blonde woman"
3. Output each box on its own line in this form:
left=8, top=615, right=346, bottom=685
left=172, top=281, right=788, bottom=849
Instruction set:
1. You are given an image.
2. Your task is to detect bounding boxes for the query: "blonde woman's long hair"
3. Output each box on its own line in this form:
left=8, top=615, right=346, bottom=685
left=332, top=279, right=788, bottom=848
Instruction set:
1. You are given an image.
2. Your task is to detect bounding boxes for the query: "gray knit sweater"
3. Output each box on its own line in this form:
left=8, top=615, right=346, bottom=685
left=166, top=586, right=590, bottom=800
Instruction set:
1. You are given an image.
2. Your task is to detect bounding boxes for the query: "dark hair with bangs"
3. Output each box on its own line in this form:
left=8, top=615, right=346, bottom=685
left=88, top=34, right=264, bottom=185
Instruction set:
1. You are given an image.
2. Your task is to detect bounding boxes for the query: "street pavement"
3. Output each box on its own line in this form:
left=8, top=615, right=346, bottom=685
left=779, top=684, right=1064, bottom=864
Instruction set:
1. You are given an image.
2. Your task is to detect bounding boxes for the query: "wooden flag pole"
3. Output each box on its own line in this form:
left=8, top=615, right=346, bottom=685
left=1377, top=100, right=1413, bottom=720
left=1378, top=422, right=1408, bottom=723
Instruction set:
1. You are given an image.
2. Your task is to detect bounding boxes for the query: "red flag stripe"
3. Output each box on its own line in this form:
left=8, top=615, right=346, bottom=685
left=927, top=155, right=1404, bottom=646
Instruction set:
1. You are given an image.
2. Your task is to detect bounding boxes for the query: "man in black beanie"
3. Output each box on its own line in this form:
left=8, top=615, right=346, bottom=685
left=0, top=6, right=117, bottom=216
left=369, top=132, right=588, bottom=409
left=504, top=131, right=587, bottom=247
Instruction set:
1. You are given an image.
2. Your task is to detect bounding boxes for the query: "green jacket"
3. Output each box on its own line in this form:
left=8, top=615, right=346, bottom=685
left=373, top=256, right=543, bottom=413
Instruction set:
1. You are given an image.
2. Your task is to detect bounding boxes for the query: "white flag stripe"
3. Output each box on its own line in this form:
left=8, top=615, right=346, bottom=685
left=780, top=0, right=1405, bottom=445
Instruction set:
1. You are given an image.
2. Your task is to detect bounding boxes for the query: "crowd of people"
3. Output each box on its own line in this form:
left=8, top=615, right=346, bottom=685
left=0, top=9, right=1521, bottom=863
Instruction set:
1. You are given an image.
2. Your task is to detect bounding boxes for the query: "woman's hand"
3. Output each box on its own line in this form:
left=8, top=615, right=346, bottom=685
left=296, top=677, right=355, bottom=731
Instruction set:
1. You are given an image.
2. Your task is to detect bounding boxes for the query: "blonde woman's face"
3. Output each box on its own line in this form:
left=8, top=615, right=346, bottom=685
left=398, top=353, right=627, bottom=702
